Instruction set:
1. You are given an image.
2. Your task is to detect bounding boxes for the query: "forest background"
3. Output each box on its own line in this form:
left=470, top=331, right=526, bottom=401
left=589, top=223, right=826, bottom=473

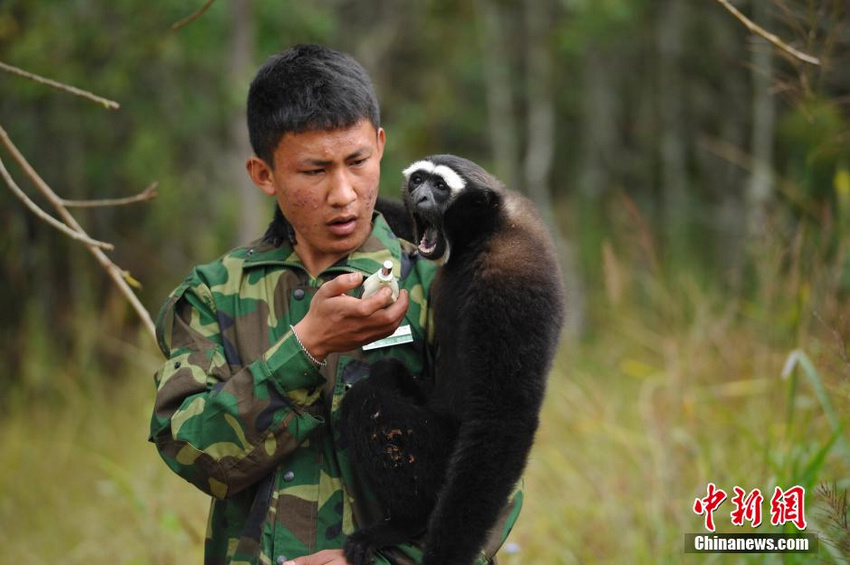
left=1, top=1, right=850, bottom=564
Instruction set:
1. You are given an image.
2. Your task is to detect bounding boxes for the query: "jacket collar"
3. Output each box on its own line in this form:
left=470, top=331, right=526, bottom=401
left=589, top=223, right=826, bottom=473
left=242, top=212, right=402, bottom=277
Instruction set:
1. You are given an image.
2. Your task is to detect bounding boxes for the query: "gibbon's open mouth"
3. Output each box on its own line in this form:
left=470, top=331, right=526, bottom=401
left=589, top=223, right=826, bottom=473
left=420, top=225, right=439, bottom=255
left=413, top=214, right=445, bottom=259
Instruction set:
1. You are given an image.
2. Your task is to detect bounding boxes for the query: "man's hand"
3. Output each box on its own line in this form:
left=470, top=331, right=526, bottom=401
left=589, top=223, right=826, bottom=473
left=294, top=272, right=409, bottom=361
left=283, top=549, right=350, bottom=565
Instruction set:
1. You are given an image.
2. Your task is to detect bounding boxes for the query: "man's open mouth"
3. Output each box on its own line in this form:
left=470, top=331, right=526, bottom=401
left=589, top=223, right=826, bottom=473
left=328, top=216, right=358, bottom=235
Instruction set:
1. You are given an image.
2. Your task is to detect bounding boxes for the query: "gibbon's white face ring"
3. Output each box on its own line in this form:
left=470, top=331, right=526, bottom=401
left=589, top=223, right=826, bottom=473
left=402, top=160, right=466, bottom=196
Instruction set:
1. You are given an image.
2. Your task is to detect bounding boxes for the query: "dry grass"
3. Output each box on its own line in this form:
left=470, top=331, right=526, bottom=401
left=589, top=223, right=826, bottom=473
left=501, top=272, right=850, bottom=564
left=1, top=272, right=848, bottom=565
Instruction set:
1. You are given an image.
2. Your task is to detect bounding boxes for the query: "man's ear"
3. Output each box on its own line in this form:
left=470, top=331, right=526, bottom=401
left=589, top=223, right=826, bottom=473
left=246, top=156, right=276, bottom=196
left=376, top=127, right=386, bottom=160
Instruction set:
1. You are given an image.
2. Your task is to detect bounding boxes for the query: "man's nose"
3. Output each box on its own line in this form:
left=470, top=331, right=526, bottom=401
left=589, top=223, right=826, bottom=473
left=328, top=169, right=356, bottom=207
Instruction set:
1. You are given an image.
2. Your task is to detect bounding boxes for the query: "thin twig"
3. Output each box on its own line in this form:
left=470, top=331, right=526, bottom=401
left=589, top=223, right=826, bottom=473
left=697, top=134, right=820, bottom=219
left=714, top=0, right=821, bottom=66
left=60, top=182, right=158, bottom=208
left=618, top=190, right=660, bottom=274
left=0, top=157, right=114, bottom=250
left=0, top=124, right=156, bottom=343
left=172, top=0, right=217, bottom=30
left=814, top=311, right=850, bottom=374
left=0, top=61, right=120, bottom=110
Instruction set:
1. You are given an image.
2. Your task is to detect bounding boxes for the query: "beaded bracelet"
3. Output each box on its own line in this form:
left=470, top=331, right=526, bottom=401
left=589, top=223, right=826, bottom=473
left=289, top=324, right=328, bottom=367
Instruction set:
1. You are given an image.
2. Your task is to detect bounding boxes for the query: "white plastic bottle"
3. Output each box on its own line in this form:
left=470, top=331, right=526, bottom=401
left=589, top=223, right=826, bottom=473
left=361, top=259, right=399, bottom=302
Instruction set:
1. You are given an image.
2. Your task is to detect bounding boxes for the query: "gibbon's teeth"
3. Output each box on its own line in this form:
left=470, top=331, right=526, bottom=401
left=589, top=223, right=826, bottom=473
left=419, top=226, right=439, bottom=255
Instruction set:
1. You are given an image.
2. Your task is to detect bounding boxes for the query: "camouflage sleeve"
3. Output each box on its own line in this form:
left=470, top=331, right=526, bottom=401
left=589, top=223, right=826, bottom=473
left=149, top=275, right=326, bottom=499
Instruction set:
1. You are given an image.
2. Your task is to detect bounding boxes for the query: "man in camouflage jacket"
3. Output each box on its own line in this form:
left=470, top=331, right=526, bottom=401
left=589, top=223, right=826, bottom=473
left=150, top=44, right=520, bottom=565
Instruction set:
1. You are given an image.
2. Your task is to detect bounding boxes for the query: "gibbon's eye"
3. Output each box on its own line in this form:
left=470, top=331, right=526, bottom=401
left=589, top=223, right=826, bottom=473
left=435, top=180, right=448, bottom=192
left=411, top=174, right=423, bottom=186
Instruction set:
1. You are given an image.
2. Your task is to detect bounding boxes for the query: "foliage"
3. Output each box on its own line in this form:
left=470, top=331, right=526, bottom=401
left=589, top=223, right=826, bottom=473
left=1, top=0, right=850, bottom=562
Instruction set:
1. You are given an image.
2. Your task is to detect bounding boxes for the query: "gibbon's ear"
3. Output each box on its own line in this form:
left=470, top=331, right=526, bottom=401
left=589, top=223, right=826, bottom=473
left=246, top=156, right=277, bottom=196
left=472, top=187, right=498, bottom=208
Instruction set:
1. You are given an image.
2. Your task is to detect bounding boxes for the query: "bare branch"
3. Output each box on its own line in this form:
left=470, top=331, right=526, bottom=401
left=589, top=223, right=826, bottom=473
left=0, top=61, right=120, bottom=110
left=172, top=0, right=217, bottom=30
left=714, top=0, right=821, bottom=66
left=0, top=157, right=114, bottom=250
left=0, top=124, right=156, bottom=343
left=60, top=182, right=158, bottom=208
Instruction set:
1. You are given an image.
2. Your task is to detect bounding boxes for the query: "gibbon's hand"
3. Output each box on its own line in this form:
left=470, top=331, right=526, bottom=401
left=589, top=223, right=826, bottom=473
left=284, top=549, right=350, bottom=565
left=294, top=272, right=409, bottom=361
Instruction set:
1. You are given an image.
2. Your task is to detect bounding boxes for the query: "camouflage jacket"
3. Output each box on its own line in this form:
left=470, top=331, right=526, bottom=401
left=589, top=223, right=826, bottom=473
left=150, top=213, right=521, bottom=565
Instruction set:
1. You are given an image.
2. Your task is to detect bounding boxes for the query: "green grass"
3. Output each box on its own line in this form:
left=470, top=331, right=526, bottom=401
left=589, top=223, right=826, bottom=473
left=0, top=352, right=208, bottom=565
left=501, top=279, right=850, bottom=564
left=1, top=277, right=848, bottom=564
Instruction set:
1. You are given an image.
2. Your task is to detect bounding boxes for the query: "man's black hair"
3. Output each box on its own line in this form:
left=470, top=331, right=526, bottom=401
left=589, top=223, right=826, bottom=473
left=247, top=44, right=381, bottom=167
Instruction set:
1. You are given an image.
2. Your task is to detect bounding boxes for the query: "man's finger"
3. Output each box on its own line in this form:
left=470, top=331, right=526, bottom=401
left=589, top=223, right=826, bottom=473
left=357, top=286, right=399, bottom=315
left=361, top=289, right=409, bottom=333
left=317, top=272, right=364, bottom=298
left=284, top=548, right=347, bottom=565
left=381, top=288, right=409, bottom=323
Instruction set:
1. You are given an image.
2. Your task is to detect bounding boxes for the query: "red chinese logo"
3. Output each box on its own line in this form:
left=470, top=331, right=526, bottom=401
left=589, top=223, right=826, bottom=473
left=770, top=486, right=807, bottom=530
left=693, top=483, right=727, bottom=532
left=730, top=487, right=764, bottom=527
left=693, top=484, right=807, bottom=531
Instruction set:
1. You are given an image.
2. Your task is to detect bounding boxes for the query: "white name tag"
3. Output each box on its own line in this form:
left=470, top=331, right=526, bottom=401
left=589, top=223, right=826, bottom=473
left=362, top=324, right=414, bottom=351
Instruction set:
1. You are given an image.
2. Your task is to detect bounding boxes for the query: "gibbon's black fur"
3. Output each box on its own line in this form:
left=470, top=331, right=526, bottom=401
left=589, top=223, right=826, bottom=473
left=373, top=197, right=416, bottom=243
left=339, top=155, right=565, bottom=565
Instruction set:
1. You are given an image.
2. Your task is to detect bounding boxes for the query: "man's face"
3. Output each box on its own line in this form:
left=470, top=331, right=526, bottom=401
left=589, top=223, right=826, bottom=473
left=249, top=119, right=386, bottom=273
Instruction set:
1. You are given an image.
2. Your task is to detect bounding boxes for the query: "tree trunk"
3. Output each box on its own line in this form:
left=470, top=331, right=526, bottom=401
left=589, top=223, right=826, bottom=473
left=524, top=0, right=586, bottom=338
left=348, top=0, right=409, bottom=95
left=475, top=0, right=521, bottom=190
left=230, top=0, right=260, bottom=245
left=713, top=4, right=748, bottom=280
left=746, top=0, right=776, bottom=241
left=523, top=0, right=556, bottom=223
left=657, top=0, right=689, bottom=259
left=577, top=46, right=619, bottom=203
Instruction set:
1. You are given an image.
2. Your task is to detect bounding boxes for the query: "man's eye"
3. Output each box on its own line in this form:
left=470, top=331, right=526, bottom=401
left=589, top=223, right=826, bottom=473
left=350, top=158, right=368, bottom=167
left=303, top=169, right=324, bottom=176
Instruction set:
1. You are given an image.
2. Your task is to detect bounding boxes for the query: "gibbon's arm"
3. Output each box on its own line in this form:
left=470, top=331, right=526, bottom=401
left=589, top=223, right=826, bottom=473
left=149, top=273, right=325, bottom=499
left=421, top=414, right=535, bottom=565
left=422, top=271, right=555, bottom=565
left=374, top=196, right=416, bottom=243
